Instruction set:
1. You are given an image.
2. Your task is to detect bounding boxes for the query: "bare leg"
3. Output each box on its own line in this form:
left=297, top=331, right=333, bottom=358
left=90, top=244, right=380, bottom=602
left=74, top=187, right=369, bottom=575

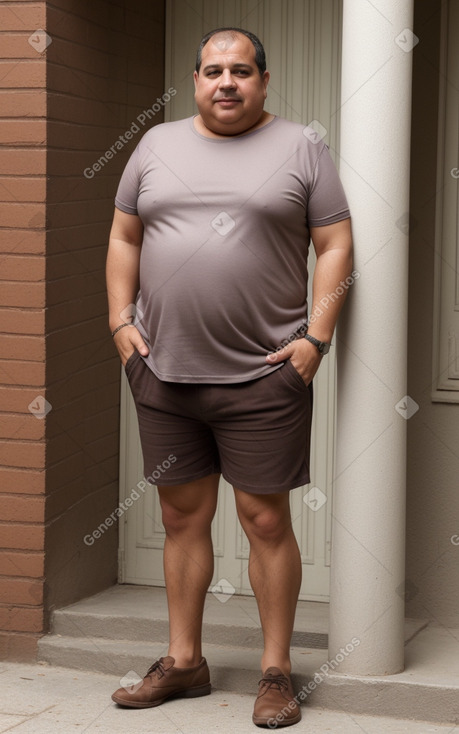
left=157, top=473, right=219, bottom=668
left=234, top=488, right=301, bottom=674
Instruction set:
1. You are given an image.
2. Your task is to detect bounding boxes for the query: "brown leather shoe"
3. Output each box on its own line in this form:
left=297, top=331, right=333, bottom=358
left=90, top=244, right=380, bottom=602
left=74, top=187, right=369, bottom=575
left=111, top=656, right=211, bottom=708
left=252, top=667, right=301, bottom=727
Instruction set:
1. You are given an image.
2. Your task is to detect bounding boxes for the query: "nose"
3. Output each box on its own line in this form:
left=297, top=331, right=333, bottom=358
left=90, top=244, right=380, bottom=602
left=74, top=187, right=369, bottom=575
left=219, top=68, right=236, bottom=89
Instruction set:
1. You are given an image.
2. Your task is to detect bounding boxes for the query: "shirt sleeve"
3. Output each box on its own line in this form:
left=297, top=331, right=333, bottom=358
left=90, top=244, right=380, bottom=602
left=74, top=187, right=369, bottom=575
left=307, top=144, right=350, bottom=227
left=114, top=145, right=141, bottom=215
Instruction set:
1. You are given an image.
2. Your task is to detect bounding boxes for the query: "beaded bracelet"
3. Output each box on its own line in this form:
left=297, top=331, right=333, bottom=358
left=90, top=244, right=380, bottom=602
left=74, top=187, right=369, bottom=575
left=111, top=322, right=132, bottom=338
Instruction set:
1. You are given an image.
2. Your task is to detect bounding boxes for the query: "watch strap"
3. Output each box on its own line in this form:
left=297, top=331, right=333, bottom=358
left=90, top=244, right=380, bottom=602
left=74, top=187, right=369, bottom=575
left=304, top=334, right=331, bottom=355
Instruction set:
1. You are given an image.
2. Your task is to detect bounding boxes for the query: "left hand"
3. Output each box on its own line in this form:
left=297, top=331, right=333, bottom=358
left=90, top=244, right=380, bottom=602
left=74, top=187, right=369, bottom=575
left=266, top=338, right=322, bottom=385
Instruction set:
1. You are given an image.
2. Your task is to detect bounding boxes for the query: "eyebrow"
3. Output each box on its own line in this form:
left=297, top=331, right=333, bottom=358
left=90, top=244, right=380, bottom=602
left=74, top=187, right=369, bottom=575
left=202, top=63, right=253, bottom=72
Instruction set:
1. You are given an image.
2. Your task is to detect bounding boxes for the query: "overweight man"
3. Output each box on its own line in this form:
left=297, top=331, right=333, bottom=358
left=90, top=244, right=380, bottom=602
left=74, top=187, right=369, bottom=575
left=107, top=27, right=352, bottom=728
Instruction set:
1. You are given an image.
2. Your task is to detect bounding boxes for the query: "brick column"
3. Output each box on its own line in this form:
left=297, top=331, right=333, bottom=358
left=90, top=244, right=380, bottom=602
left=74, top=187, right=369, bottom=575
left=0, top=0, right=165, bottom=661
left=0, top=1, right=47, bottom=660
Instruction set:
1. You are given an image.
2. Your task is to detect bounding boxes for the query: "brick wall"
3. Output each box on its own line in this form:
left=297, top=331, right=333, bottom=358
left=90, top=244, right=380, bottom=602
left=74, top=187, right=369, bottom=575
left=0, top=0, right=165, bottom=660
left=0, top=1, right=47, bottom=661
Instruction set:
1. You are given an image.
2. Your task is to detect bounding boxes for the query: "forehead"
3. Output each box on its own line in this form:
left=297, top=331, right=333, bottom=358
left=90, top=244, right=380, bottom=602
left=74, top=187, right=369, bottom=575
left=201, top=33, right=256, bottom=67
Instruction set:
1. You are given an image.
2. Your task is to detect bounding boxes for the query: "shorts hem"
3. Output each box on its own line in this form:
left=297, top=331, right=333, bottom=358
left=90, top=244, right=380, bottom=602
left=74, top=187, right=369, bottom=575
left=145, top=466, right=221, bottom=487
left=222, top=471, right=311, bottom=495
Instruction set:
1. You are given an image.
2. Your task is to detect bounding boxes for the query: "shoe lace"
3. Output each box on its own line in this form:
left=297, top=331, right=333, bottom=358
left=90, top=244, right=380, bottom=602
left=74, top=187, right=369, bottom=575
left=145, top=658, right=167, bottom=679
left=258, top=672, right=289, bottom=693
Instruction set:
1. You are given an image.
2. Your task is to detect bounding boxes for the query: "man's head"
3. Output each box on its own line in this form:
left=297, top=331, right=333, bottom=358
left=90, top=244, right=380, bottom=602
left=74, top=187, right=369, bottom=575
left=195, top=28, right=266, bottom=76
left=193, top=28, right=270, bottom=136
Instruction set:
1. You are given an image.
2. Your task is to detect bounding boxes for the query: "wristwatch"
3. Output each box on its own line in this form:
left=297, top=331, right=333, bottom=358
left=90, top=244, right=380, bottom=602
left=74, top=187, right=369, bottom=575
left=304, top=334, right=331, bottom=355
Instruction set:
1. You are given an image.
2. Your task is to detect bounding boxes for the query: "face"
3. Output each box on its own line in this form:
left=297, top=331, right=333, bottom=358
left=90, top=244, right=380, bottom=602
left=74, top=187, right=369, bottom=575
left=193, top=33, right=270, bottom=136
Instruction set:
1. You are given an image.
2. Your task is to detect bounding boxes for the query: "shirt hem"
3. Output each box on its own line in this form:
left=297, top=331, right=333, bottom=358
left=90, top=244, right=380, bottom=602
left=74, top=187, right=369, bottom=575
left=143, top=358, right=283, bottom=384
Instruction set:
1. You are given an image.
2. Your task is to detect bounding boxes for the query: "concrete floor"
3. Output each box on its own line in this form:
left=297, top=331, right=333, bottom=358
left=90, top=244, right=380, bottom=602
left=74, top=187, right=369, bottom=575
left=0, top=660, right=458, bottom=734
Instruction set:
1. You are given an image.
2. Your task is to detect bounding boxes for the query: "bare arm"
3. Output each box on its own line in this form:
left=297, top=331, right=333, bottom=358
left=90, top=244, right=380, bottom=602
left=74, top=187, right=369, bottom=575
left=106, top=207, right=149, bottom=365
left=266, top=217, right=353, bottom=384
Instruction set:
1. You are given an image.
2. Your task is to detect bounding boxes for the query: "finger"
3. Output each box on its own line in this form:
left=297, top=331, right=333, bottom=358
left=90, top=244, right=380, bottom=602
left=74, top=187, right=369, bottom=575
left=113, top=326, right=149, bottom=357
left=130, top=331, right=149, bottom=356
left=266, top=344, right=293, bottom=363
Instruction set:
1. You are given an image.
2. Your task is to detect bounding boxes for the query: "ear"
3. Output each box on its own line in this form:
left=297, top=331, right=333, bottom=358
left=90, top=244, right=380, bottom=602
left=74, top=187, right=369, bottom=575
left=193, top=70, right=199, bottom=90
left=262, top=70, right=270, bottom=97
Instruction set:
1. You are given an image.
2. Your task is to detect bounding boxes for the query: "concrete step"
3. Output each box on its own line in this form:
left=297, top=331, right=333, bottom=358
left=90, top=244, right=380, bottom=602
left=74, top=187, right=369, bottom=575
left=48, top=584, right=331, bottom=649
left=37, top=585, right=459, bottom=724
left=37, top=629, right=459, bottom=725
left=46, top=583, right=426, bottom=650
left=37, top=634, right=326, bottom=698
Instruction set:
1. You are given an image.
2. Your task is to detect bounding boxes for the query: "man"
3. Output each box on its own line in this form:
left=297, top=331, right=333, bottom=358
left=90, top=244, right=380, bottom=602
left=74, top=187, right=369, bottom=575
left=107, top=27, right=352, bottom=728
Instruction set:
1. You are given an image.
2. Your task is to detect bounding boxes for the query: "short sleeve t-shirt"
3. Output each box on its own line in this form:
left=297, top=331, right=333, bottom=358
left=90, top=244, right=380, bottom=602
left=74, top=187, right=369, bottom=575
left=115, top=115, right=350, bottom=383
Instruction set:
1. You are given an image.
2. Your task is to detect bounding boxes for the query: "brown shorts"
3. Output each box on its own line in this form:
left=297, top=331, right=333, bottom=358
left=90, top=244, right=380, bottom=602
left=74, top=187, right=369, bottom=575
left=124, top=350, right=313, bottom=495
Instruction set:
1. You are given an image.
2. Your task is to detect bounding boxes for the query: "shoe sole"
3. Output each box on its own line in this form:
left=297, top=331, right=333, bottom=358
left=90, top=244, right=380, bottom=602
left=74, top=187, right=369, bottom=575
left=252, top=710, right=302, bottom=727
left=111, top=682, right=211, bottom=708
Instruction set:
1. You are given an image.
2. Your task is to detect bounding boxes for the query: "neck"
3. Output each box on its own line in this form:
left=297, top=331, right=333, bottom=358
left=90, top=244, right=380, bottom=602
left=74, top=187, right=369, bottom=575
left=194, top=111, right=274, bottom=139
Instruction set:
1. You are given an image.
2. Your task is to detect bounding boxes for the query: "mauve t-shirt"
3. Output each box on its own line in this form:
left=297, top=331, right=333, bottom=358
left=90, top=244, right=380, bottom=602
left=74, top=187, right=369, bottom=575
left=114, top=115, right=350, bottom=383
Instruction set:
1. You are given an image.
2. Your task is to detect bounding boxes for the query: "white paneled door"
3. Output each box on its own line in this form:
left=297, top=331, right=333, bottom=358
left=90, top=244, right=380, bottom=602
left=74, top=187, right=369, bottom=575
left=432, top=0, right=459, bottom=401
left=119, top=0, right=342, bottom=601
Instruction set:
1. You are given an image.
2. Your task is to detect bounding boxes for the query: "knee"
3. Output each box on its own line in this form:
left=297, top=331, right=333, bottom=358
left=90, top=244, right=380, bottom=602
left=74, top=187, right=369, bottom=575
left=160, top=502, right=188, bottom=535
left=243, top=506, right=290, bottom=544
left=160, top=499, right=213, bottom=536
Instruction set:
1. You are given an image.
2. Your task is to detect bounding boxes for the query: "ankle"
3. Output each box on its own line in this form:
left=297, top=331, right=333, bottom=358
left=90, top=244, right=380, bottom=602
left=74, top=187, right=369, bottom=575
left=261, top=657, right=291, bottom=676
left=168, top=650, right=203, bottom=668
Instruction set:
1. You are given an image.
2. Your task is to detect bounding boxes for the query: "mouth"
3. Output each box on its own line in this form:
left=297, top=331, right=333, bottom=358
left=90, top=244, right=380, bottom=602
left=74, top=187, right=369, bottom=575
left=214, top=98, right=242, bottom=106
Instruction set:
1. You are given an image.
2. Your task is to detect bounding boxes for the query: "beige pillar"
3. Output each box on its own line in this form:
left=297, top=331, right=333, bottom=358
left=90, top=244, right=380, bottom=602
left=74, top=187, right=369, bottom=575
left=329, top=0, right=415, bottom=674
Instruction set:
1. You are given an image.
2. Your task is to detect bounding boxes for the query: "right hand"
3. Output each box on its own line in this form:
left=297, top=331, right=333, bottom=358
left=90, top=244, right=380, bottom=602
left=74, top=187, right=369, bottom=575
left=112, top=325, right=150, bottom=366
